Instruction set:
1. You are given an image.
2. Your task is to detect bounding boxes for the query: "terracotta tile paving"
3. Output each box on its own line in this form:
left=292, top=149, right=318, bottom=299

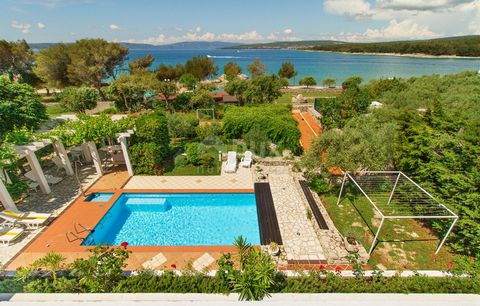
left=292, top=112, right=319, bottom=151
left=6, top=170, right=245, bottom=271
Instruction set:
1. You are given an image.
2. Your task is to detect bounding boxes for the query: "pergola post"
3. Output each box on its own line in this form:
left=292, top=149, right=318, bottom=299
left=118, top=135, right=133, bottom=176
left=369, top=216, right=385, bottom=255
left=25, top=149, right=51, bottom=194
left=336, top=172, right=348, bottom=206
left=54, top=140, right=74, bottom=176
left=87, top=141, right=103, bottom=176
left=81, top=142, right=92, bottom=163
left=435, top=217, right=458, bottom=254
left=0, top=178, right=17, bottom=211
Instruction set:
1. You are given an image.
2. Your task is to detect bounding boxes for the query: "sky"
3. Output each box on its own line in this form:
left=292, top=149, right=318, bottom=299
left=1, top=0, right=480, bottom=44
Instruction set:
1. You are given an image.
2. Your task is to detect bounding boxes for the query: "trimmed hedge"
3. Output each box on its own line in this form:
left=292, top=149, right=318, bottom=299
left=222, top=104, right=301, bottom=154
left=2, top=272, right=479, bottom=294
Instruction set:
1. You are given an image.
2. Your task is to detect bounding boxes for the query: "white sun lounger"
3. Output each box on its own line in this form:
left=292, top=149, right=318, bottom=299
left=224, top=151, right=237, bottom=173
left=25, top=170, right=63, bottom=185
left=0, top=227, right=24, bottom=245
left=0, top=210, right=51, bottom=229
left=240, top=151, right=253, bottom=168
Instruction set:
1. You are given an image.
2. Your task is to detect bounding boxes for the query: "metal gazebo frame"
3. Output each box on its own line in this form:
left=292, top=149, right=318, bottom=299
left=336, top=171, right=458, bottom=255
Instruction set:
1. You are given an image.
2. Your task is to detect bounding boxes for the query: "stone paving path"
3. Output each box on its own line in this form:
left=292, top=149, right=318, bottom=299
left=267, top=166, right=326, bottom=261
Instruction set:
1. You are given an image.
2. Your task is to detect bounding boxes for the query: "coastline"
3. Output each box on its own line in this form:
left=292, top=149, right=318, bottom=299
left=302, top=49, right=480, bottom=59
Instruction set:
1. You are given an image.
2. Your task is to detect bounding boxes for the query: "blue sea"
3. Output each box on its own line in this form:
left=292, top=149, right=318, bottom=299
left=127, top=49, right=480, bottom=84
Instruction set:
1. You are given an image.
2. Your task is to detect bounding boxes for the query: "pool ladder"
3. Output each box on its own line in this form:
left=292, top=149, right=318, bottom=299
left=66, top=222, right=94, bottom=243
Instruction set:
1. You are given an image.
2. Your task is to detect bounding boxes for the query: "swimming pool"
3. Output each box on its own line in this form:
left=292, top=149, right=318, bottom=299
left=82, top=193, right=260, bottom=246
left=84, top=192, right=114, bottom=202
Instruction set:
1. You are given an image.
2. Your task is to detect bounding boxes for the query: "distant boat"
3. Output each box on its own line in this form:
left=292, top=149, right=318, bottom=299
left=207, top=54, right=212, bottom=58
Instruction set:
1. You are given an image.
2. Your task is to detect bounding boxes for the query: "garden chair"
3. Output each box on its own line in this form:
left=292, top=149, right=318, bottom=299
left=0, top=209, right=51, bottom=229
left=0, top=226, right=24, bottom=245
left=224, top=151, right=237, bottom=173
left=52, top=155, right=69, bottom=174
left=25, top=170, right=63, bottom=185
left=240, top=151, right=253, bottom=168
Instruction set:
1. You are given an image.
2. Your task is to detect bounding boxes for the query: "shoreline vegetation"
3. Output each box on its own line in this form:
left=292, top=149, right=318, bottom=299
left=302, top=50, right=480, bottom=59
left=226, top=35, right=480, bottom=58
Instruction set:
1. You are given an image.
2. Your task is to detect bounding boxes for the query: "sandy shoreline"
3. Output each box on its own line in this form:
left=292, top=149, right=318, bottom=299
left=302, top=49, right=480, bottom=59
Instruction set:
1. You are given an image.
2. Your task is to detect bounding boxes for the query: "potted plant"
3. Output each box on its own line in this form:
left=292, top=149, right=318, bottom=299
left=268, top=241, right=280, bottom=256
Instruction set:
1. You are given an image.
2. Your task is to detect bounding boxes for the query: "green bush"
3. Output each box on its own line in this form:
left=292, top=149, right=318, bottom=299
left=167, top=113, right=199, bottom=139
left=60, top=86, right=98, bottom=113
left=129, top=143, right=164, bottom=175
left=130, top=111, right=170, bottom=175
left=171, top=92, right=193, bottom=111
left=184, top=142, right=206, bottom=165
left=223, top=104, right=301, bottom=153
left=0, top=76, right=47, bottom=139
left=114, top=270, right=229, bottom=293
left=309, top=177, right=331, bottom=194
left=196, top=123, right=223, bottom=141
left=174, top=154, right=188, bottom=167
left=243, top=126, right=271, bottom=157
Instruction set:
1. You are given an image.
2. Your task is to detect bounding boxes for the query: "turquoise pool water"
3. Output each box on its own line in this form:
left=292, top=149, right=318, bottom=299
left=82, top=193, right=260, bottom=246
left=84, top=193, right=114, bottom=202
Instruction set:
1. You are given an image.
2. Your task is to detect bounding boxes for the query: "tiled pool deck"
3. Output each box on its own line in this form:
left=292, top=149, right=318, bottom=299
left=5, top=166, right=253, bottom=271
left=5, top=162, right=348, bottom=272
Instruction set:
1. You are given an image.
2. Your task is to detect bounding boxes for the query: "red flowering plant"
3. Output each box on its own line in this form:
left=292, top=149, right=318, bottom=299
left=448, top=254, right=480, bottom=278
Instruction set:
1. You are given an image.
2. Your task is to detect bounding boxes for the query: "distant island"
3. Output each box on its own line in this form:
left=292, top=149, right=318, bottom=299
left=226, top=35, right=480, bottom=57
left=29, top=41, right=241, bottom=51
left=223, top=40, right=345, bottom=50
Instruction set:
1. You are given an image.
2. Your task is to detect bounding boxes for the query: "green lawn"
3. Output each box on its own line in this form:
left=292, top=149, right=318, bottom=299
left=45, top=104, right=70, bottom=118
left=275, top=91, right=340, bottom=104
left=321, top=186, right=455, bottom=270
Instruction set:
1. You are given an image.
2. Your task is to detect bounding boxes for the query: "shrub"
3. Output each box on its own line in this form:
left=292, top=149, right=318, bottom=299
left=309, top=177, right=331, bottom=194
left=0, top=76, right=47, bottom=138
left=174, top=154, right=188, bottom=167
left=217, top=236, right=277, bottom=301
left=129, top=111, right=170, bottom=174
left=223, top=104, right=301, bottom=153
left=199, top=153, right=215, bottom=168
left=167, top=113, right=199, bottom=139
left=243, top=126, right=271, bottom=157
left=114, top=270, right=229, bottom=293
left=129, top=143, right=164, bottom=175
left=171, top=92, right=193, bottom=111
left=60, top=86, right=98, bottom=113
left=179, top=73, right=197, bottom=90
left=185, top=142, right=206, bottom=165
left=196, top=123, right=223, bottom=142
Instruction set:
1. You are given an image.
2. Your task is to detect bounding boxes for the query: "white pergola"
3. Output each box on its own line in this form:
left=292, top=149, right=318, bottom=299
left=336, top=171, right=458, bottom=255
left=0, top=128, right=135, bottom=212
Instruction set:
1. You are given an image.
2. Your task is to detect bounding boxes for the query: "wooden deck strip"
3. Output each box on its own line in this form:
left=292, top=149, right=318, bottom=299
left=254, top=183, right=283, bottom=245
left=299, top=180, right=329, bottom=230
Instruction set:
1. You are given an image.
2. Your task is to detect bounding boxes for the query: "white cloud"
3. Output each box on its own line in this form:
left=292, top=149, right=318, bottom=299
left=283, top=28, right=293, bottom=35
left=37, top=22, right=46, bottom=29
left=377, top=0, right=472, bottom=11
left=128, top=30, right=281, bottom=45
left=109, top=24, right=120, bottom=30
left=11, top=20, right=31, bottom=33
left=195, top=26, right=202, bottom=32
left=324, top=0, right=373, bottom=19
left=323, top=0, right=480, bottom=40
left=363, top=19, right=438, bottom=39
